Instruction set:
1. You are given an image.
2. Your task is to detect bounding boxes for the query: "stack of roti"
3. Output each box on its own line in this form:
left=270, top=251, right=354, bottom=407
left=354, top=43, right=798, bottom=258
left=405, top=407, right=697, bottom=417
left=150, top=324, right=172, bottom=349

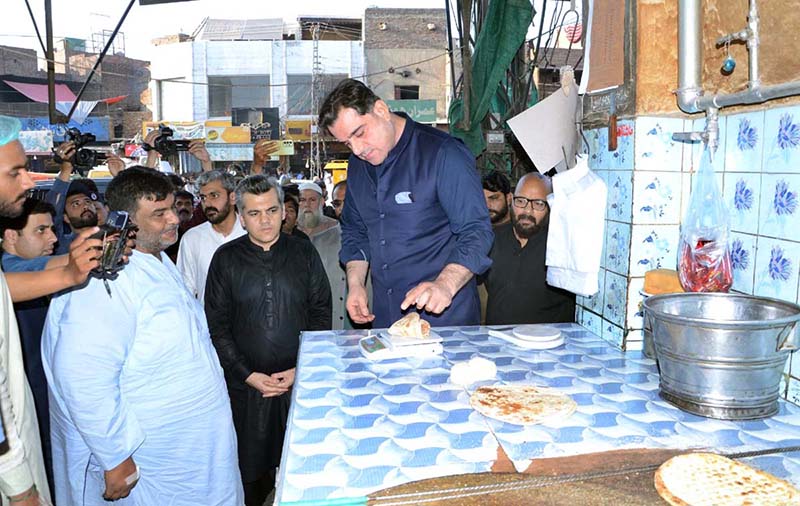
left=654, top=452, right=800, bottom=505
left=469, top=385, right=576, bottom=425
left=388, top=312, right=431, bottom=338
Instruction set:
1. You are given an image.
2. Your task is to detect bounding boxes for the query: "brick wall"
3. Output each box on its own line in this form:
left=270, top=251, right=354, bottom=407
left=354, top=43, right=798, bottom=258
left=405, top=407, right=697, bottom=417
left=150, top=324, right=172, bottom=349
left=364, top=9, right=447, bottom=50
left=0, top=45, right=39, bottom=77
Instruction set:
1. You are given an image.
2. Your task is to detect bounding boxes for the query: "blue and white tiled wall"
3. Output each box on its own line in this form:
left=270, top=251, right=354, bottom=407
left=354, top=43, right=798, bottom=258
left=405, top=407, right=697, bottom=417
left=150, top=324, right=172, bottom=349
left=575, top=108, right=800, bottom=406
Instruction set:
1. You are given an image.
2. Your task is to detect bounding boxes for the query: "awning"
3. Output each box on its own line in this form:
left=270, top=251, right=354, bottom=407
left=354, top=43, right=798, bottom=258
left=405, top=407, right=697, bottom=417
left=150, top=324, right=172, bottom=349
left=5, top=80, right=77, bottom=102
left=3, top=80, right=128, bottom=125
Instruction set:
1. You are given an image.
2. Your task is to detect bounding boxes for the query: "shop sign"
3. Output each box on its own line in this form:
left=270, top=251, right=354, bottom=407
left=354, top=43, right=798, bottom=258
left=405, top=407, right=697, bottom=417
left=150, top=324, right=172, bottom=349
left=385, top=99, right=437, bottom=123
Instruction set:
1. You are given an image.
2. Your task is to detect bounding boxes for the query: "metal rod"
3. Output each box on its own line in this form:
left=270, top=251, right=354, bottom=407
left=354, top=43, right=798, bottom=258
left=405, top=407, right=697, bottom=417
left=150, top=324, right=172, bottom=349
left=532, top=0, right=548, bottom=67
left=444, top=0, right=457, bottom=98
left=23, top=0, right=47, bottom=56
left=44, top=0, right=57, bottom=124
left=65, top=0, right=136, bottom=123
left=459, top=0, right=472, bottom=130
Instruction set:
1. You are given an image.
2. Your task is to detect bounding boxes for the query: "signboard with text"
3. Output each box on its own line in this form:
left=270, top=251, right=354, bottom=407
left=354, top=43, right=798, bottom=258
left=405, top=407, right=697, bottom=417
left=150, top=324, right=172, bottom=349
left=19, top=116, right=111, bottom=142
left=385, top=99, right=437, bottom=123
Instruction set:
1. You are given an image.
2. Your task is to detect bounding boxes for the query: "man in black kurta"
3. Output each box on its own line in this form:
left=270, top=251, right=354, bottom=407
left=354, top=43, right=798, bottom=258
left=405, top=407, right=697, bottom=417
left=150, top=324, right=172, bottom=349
left=483, top=173, right=575, bottom=325
left=204, top=175, right=332, bottom=506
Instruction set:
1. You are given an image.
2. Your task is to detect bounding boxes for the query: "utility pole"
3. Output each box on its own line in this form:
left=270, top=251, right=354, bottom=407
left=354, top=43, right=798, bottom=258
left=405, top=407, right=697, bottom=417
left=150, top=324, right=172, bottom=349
left=309, top=23, right=323, bottom=179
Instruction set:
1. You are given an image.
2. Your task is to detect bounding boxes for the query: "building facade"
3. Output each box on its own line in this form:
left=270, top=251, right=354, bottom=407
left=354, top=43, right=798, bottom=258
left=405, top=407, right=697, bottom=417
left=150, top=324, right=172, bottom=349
left=364, top=8, right=451, bottom=124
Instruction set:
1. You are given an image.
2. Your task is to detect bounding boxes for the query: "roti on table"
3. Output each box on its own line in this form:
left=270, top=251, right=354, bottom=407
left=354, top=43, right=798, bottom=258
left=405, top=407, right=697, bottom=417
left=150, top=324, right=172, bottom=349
left=654, top=452, right=800, bottom=506
left=469, top=385, right=576, bottom=425
left=388, top=312, right=431, bottom=338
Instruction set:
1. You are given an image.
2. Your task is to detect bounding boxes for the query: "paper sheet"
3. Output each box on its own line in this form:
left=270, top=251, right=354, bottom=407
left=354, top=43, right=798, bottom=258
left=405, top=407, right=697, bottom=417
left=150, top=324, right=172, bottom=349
left=507, top=81, right=580, bottom=173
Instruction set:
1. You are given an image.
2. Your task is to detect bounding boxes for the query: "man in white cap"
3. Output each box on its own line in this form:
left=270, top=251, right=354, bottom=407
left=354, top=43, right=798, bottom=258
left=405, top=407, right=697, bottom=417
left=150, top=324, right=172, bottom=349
left=296, top=182, right=349, bottom=329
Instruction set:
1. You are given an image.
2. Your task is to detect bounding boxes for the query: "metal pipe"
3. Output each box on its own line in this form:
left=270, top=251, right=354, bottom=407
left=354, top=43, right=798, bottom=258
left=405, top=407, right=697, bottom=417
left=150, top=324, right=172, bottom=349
left=698, top=80, right=800, bottom=110
left=676, top=0, right=703, bottom=114
left=23, top=0, right=47, bottom=56
left=44, top=0, right=57, bottom=124
left=747, top=0, right=760, bottom=88
left=65, top=0, right=136, bottom=123
left=678, top=0, right=800, bottom=114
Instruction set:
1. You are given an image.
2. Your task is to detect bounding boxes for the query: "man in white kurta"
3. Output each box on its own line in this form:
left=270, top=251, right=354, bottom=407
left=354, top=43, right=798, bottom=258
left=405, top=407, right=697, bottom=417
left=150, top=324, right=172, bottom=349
left=42, top=167, right=243, bottom=505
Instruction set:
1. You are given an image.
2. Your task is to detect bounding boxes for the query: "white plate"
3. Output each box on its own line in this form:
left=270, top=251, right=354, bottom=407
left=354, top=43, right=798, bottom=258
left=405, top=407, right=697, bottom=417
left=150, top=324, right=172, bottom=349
left=488, top=329, right=565, bottom=350
left=512, top=325, right=562, bottom=342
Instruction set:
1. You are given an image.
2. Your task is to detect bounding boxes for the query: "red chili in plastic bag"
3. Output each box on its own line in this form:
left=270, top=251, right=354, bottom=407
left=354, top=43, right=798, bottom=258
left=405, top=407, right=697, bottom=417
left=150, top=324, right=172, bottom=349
left=678, top=238, right=733, bottom=292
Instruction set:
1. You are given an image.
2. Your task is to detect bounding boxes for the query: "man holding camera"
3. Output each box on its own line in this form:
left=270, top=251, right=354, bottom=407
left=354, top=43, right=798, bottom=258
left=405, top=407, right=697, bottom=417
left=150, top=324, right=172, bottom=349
left=0, top=116, right=110, bottom=506
left=42, top=167, right=243, bottom=505
left=48, top=142, right=123, bottom=254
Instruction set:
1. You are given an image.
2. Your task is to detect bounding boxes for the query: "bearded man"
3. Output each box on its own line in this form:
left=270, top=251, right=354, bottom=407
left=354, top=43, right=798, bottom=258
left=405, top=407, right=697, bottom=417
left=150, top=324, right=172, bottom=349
left=52, top=181, right=100, bottom=254
left=177, top=171, right=245, bottom=303
left=482, top=173, right=575, bottom=325
left=296, top=182, right=349, bottom=329
left=482, top=171, right=512, bottom=227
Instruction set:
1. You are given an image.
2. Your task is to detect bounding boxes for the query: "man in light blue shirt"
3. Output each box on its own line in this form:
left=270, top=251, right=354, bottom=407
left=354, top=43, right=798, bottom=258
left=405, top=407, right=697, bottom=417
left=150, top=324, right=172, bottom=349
left=43, top=167, right=243, bottom=505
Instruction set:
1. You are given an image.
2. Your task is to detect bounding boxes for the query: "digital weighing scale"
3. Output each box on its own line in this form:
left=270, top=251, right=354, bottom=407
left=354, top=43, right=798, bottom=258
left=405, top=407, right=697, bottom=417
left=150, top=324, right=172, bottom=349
left=359, top=331, right=443, bottom=360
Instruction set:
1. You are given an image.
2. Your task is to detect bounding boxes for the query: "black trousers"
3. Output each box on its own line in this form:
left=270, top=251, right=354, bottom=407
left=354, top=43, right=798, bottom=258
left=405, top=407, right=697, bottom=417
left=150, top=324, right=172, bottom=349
left=243, top=468, right=276, bottom=506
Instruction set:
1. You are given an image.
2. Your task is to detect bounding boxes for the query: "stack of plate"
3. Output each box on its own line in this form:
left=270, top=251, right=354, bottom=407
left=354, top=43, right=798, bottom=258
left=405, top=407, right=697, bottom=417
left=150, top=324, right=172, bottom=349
left=488, top=324, right=564, bottom=349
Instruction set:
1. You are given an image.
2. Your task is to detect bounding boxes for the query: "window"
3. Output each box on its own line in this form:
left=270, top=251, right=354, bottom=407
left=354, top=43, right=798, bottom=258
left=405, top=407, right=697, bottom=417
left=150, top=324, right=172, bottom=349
left=208, top=75, right=270, bottom=117
left=287, top=74, right=349, bottom=115
left=394, top=85, right=420, bottom=100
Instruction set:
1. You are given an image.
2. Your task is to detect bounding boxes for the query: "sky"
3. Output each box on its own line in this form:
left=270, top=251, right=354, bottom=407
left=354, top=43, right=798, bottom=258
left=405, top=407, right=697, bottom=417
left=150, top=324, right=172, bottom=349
left=2, top=0, right=450, bottom=61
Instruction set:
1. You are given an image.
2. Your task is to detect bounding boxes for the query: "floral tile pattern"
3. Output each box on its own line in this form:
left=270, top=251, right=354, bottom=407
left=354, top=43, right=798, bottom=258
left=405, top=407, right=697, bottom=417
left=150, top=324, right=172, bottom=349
left=789, top=377, right=800, bottom=406
left=601, top=319, right=624, bottom=349
left=603, top=270, right=628, bottom=328
left=635, top=117, right=686, bottom=171
left=608, top=120, right=635, bottom=171
left=724, top=172, right=761, bottom=234
left=632, top=171, right=682, bottom=225
left=625, top=277, right=645, bottom=331
left=605, top=220, right=632, bottom=276
left=753, top=237, right=800, bottom=302
left=605, top=170, right=633, bottom=223
left=729, top=232, right=757, bottom=295
left=579, top=307, right=603, bottom=336
left=581, top=267, right=606, bottom=315
left=725, top=111, right=765, bottom=172
left=758, top=174, right=800, bottom=240
left=629, top=225, right=681, bottom=277
left=763, top=106, right=800, bottom=174
left=588, top=127, right=609, bottom=171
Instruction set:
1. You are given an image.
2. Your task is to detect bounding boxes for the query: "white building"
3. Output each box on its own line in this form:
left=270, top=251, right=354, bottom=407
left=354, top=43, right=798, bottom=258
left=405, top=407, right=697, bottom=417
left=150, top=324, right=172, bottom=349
left=148, top=19, right=364, bottom=123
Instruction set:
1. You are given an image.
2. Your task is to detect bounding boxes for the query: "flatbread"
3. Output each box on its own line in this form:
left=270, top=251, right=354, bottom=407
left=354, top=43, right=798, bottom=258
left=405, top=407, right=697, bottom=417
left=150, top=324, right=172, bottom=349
left=654, top=452, right=800, bottom=506
left=469, top=385, right=576, bottom=425
left=388, top=312, right=431, bottom=338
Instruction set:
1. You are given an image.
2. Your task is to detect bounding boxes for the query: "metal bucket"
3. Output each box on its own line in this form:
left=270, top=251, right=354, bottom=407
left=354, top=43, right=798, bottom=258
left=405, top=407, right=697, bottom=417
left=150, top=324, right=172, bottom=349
left=643, top=293, right=800, bottom=420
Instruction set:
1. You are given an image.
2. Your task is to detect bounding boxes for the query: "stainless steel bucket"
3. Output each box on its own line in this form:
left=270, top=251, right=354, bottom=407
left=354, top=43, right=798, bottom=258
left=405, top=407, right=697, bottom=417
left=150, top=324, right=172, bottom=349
left=643, top=293, right=800, bottom=420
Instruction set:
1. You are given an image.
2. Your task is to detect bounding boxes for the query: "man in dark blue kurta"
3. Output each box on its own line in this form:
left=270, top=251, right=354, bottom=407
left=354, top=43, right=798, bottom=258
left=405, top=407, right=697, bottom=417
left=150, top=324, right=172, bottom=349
left=320, top=79, right=493, bottom=328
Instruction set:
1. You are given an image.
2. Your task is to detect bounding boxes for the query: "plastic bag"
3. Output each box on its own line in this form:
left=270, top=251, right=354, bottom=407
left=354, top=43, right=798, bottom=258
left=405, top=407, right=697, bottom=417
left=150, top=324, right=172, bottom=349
left=678, top=148, right=733, bottom=292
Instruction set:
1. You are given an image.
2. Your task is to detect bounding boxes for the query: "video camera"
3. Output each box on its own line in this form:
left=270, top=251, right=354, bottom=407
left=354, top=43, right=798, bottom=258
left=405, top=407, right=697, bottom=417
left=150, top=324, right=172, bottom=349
left=89, top=210, right=137, bottom=294
left=65, top=127, right=107, bottom=169
left=145, top=126, right=192, bottom=157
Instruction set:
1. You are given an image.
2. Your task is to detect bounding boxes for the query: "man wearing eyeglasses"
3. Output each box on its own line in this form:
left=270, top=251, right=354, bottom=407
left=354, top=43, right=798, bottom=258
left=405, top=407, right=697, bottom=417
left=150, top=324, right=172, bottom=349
left=483, top=173, right=575, bottom=325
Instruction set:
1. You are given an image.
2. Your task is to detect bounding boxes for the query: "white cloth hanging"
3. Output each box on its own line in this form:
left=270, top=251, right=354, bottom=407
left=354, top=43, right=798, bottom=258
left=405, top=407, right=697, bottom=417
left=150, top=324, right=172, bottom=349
left=546, top=155, right=607, bottom=296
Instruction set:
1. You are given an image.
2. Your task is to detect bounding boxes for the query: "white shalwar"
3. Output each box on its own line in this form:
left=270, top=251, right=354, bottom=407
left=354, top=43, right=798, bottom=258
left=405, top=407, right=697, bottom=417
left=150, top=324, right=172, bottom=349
left=42, top=250, right=243, bottom=506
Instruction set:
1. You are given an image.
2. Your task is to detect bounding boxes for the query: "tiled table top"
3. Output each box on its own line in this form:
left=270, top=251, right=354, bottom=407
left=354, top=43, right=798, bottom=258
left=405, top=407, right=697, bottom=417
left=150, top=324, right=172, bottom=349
left=277, top=324, right=800, bottom=504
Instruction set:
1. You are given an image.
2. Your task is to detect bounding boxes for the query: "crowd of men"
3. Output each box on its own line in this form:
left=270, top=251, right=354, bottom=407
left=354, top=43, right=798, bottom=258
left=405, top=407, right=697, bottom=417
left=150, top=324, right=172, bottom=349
left=0, top=78, right=574, bottom=506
